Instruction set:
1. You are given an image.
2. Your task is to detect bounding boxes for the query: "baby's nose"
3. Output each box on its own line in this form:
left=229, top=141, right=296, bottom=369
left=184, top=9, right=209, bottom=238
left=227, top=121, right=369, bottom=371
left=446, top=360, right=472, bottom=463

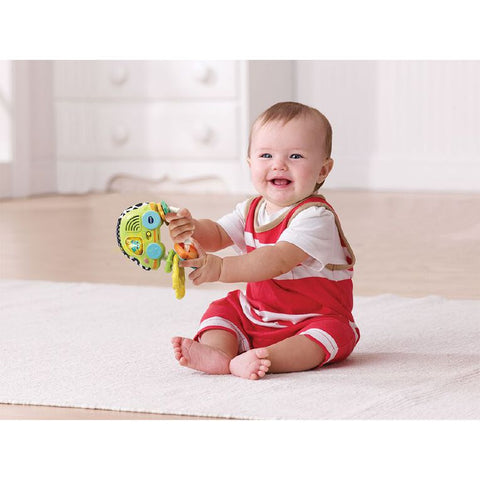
left=272, top=156, right=288, bottom=170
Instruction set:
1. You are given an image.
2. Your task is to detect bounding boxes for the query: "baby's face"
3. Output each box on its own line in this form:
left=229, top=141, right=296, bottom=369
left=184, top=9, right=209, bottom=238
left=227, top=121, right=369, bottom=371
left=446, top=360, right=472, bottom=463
left=248, top=116, right=332, bottom=213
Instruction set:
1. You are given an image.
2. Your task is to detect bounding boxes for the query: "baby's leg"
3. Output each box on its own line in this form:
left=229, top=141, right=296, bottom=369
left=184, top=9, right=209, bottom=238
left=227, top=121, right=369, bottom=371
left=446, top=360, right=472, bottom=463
left=230, top=335, right=324, bottom=379
left=171, top=329, right=238, bottom=375
left=266, top=335, right=325, bottom=372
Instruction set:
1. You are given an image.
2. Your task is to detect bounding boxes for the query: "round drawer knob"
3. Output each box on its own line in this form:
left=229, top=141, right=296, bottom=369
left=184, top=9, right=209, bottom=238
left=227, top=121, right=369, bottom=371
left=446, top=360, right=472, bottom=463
left=192, top=124, right=213, bottom=144
left=192, top=62, right=212, bottom=83
left=112, top=125, right=129, bottom=145
left=110, top=65, right=129, bottom=85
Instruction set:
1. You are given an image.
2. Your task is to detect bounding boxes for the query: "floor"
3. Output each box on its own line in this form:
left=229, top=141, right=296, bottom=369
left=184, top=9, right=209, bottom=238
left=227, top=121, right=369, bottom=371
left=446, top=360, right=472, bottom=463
left=1, top=189, right=479, bottom=419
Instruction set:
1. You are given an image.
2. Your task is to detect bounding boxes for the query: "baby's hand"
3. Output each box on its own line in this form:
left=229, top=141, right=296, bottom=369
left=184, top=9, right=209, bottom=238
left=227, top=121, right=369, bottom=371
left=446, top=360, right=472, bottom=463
left=166, top=208, right=195, bottom=243
left=181, top=239, right=223, bottom=285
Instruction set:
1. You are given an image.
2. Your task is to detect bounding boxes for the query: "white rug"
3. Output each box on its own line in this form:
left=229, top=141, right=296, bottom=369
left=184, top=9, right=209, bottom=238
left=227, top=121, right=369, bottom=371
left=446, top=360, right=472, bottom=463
left=1, top=279, right=478, bottom=419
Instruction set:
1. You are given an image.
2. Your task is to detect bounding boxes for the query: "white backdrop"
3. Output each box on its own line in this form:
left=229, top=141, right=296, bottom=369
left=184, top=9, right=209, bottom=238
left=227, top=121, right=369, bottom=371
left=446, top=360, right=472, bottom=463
left=0, top=61, right=11, bottom=163
left=1, top=60, right=479, bottom=197
left=296, top=61, right=479, bottom=191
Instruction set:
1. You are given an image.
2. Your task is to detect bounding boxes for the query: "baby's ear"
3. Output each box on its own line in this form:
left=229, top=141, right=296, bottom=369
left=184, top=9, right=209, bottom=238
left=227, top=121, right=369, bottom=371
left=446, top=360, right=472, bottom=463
left=318, top=157, right=334, bottom=182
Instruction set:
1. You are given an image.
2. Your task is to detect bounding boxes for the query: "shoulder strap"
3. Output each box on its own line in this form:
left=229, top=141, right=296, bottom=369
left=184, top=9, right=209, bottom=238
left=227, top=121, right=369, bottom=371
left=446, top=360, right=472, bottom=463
left=243, top=196, right=261, bottom=219
left=288, top=196, right=356, bottom=271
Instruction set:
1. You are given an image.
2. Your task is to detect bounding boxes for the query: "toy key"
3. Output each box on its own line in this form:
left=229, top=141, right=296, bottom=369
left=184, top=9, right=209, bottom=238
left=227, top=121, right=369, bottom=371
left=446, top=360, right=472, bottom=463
left=116, top=201, right=198, bottom=299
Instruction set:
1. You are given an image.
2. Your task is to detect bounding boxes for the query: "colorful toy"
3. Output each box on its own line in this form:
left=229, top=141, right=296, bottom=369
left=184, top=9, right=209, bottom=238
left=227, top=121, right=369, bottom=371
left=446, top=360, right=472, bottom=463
left=116, top=201, right=198, bottom=299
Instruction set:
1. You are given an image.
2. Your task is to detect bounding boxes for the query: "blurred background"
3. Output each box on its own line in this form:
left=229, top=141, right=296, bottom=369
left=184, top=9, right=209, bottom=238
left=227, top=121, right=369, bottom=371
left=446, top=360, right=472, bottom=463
left=1, top=60, right=479, bottom=198
left=1, top=60, right=479, bottom=300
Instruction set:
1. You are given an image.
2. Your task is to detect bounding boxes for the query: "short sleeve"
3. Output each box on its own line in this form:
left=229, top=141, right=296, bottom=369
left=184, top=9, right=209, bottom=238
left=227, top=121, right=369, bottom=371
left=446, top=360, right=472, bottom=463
left=278, top=206, right=347, bottom=270
left=216, top=199, right=250, bottom=254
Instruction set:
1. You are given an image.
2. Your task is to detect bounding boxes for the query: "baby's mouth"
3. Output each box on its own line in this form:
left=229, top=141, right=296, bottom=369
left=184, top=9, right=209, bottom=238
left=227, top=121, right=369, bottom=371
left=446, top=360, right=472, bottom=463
left=269, top=178, right=292, bottom=186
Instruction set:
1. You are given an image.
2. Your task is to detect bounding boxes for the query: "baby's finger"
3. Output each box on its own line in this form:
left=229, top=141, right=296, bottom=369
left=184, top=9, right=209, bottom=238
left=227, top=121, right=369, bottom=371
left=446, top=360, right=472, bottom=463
left=177, top=207, right=192, bottom=218
left=188, top=267, right=200, bottom=282
left=190, top=238, right=206, bottom=258
left=165, top=212, right=177, bottom=222
left=188, top=267, right=206, bottom=286
left=170, top=225, right=195, bottom=243
left=181, top=257, right=203, bottom=269
left=168, top=216, right=193, bottom=229
left=165, top=207, right=191, bottom=223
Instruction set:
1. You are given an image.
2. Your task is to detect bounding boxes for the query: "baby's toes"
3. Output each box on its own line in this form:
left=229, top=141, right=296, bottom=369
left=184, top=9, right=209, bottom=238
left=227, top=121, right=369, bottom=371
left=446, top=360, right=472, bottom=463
left=260, top=359, right=271, bottom=368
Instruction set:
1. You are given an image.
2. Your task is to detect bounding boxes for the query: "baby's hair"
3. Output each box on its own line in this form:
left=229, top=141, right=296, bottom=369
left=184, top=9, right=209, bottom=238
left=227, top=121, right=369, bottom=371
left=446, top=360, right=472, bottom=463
left=248, top=101, right=333, bottom=190
left=248, top=101, right=332, bottom=159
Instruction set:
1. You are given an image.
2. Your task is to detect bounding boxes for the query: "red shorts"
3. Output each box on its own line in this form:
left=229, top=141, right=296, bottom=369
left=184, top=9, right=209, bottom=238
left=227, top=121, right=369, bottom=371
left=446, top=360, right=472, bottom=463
left=194, top=290, right=360, bottom=366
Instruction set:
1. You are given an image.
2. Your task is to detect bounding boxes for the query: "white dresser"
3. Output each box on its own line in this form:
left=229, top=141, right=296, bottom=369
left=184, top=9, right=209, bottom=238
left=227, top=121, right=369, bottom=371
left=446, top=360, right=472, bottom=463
left=53, top=60, right=294, bottom=194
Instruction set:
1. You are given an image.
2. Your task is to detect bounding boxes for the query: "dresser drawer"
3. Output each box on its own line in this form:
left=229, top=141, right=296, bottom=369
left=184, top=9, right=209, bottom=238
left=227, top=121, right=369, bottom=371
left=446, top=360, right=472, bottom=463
left=55, top=102, right=239, bottom=158
left=54, top=61, right=237, bottom=99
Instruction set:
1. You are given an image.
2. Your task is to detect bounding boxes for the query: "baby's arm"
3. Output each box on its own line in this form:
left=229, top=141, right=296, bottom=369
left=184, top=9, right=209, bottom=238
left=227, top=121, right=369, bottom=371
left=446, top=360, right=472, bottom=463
left=166, top=208, right=233, bottom=252
left=183, top=241, right=309, bottom=285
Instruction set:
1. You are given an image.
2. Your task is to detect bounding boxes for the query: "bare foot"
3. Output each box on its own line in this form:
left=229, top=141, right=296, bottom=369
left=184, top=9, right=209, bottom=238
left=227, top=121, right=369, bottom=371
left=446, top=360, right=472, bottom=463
left=229, top=348, right=271, bottom=380
left=171, top=336, right=232, bottom=374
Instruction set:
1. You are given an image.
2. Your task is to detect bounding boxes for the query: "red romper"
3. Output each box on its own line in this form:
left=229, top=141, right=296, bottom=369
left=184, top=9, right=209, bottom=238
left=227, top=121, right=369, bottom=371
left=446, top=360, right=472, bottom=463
left=194, top=195, right=360, bottom=366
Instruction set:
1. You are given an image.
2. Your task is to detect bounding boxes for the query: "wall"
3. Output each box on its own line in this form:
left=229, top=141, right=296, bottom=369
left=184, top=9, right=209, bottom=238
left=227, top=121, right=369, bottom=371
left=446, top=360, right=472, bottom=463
left=0, top=61, right=11, bottom=163
left=2, top=60, right=479, bottom=197
left=296, top=60, right=480, bottom=191
left=0, top=61, right=12, bottom=197
left=0, top=61, right=55, bottom=198
left=26, top=61, right=56, bottom=195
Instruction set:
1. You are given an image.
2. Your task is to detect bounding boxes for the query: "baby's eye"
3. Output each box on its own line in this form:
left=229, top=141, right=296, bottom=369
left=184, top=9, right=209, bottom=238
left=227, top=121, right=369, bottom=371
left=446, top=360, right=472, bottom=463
left=260, top=153, right=272, bottom=158
left=290, top=153, right=304, bottom=159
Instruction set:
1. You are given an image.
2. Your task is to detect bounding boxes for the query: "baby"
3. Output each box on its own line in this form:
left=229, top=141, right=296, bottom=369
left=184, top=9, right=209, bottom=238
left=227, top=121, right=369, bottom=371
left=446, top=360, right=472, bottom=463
left=168, top=101, right=360, bottom=380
